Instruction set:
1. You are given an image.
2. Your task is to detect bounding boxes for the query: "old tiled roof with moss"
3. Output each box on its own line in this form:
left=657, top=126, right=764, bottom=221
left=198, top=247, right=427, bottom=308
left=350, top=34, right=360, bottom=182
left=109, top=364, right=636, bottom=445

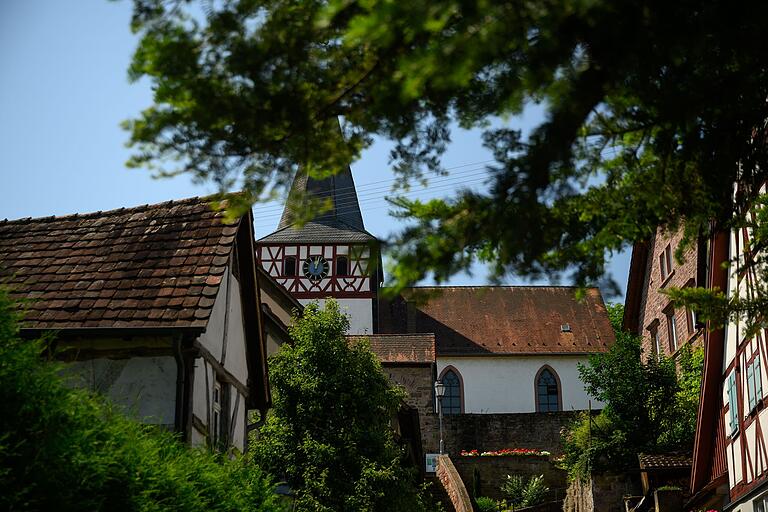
left=347, top=333, right=436, bottom=364
left=0, top=197, right=239, bottom=331
left=378, top=286, right=615, bottom=356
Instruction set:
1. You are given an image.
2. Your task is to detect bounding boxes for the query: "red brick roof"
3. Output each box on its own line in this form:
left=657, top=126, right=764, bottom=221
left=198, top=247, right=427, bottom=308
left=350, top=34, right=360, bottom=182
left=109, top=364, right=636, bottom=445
left=378, top=286, right=615, bottom=356
left=0, top=197, right=239, bottom=330
left=348, top=333, right=435, bottom=364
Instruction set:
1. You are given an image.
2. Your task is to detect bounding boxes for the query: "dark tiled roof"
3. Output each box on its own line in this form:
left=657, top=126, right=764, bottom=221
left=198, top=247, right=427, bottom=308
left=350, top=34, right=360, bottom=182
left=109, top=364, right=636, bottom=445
left=257, top=219, right=377, bottom=243
left=0, top=197, right=239, bottom=330
left=378, top=286, right=615, bottom=356
left=278, top=167, right=365, bottom=231
left=639, top=453, right=692, bottom=470
left=348, top=333, right=436, bottom=364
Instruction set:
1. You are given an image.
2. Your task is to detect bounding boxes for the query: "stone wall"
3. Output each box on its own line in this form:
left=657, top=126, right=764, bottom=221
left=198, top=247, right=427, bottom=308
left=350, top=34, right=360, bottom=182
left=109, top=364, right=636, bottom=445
left=442, top=411, right=580, bottom=456
left=436, top=455, right=472, bottom=512
left=563, top=473, right=642, bottom=512
left=383, top=364, right=440, bottom=453
left=452, top=455, right=568, bottom=502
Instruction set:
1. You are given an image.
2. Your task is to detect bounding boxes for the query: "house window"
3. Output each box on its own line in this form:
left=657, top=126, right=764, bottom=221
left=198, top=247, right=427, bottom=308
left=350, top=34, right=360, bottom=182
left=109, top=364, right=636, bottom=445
left=536, top=367, right=560, bottom=412
left=440, top=368, right=462, bottom=415
left=284, top=256, right=296, bottom=277
left=727, top=372, right=738, bottom=434
left=659, top=243, right=673, bottom=281
left=686, top=308, right=696, bottom=335
left=649, top=326, right=662, bottom=358
left=754, top=492, right=768, bottom=512
left=336, top=256, right=349, bottom=276
left=212, top=381, right=223, bottom=445
left=666, top=309, right=678, bottom=352
left=747, top=356, right=763, bottom=412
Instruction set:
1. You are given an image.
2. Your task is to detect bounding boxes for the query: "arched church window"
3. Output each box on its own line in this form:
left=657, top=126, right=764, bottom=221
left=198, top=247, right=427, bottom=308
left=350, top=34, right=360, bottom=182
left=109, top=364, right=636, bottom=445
left=284, top=256, right=296, bottom=277
left=536, top=367, right=561, bottom=412
left=440, top=368, right=462, bottom=415
left=336, top=256, right=349, bottom=276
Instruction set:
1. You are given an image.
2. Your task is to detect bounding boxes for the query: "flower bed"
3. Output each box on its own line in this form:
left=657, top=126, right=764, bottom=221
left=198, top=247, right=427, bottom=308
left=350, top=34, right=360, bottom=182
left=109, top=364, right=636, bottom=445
left=459, top=448, right=551, bottom=458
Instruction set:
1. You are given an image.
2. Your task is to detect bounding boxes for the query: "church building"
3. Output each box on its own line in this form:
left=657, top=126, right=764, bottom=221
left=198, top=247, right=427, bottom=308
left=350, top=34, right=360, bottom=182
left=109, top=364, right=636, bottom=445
left=255, top=166, right=614, bottom=427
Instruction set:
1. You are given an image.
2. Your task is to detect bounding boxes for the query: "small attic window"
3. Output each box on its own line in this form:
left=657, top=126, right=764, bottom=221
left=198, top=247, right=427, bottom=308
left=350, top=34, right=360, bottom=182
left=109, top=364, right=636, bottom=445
left=560, top=323, right=572, bottom=333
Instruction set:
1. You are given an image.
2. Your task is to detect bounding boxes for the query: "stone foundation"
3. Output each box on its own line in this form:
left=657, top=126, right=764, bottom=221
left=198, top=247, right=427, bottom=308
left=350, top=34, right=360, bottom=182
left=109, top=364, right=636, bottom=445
left=563, top=473, right=642, bottom=512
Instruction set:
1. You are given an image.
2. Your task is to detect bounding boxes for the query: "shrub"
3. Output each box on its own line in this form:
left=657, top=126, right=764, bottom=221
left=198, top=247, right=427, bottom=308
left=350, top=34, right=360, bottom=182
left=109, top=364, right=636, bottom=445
left=474, top=496, right=497, bottom=512
left=0, top=287, right=282, bottom=512
left=500, top=474, right=549, bottom=508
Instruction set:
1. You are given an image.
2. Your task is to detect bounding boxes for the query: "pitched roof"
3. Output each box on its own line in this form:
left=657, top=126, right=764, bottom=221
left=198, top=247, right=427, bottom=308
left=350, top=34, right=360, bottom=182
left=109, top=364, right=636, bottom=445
left=258, top=167, right=377, bottom=243
left=348, top=333, right=436, bottom=364
left=0, top=197, right=239, bottom=331
left=639, top=453, right=692, bottom=471
left=378, top=286, right=615, bottom=356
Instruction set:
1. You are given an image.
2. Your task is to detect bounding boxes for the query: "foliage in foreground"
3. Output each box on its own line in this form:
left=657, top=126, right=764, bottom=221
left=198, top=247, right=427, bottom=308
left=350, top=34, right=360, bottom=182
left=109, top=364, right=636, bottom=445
left=0, top=288, right=282, bottom=512
left=126, top=0, right=768, bottom=296
left=559, top=304, right=704, bottom=480
left=253, top=300, right=434, bottom=511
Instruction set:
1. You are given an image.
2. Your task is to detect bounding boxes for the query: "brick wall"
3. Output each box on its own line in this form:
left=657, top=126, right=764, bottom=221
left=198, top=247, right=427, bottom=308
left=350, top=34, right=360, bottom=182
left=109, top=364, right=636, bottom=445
left=636, top=226, right=703, bottom=360
left=436, top=455, right=472, bottom=512
left=452, top=455, right=567, bottom=502
left=441, top=411, right=580, bottom=456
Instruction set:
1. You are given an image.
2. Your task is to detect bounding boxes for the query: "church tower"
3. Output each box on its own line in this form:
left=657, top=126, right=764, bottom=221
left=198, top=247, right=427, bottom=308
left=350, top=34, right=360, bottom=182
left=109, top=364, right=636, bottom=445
left=255, top=167, right=382, bottom=334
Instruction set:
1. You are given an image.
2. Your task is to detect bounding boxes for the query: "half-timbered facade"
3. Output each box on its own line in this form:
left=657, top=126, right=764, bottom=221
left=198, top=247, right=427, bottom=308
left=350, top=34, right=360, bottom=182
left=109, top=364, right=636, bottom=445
left=256, top=167, right=382, bottom=334
left=716, top=211, right=768, bottom=510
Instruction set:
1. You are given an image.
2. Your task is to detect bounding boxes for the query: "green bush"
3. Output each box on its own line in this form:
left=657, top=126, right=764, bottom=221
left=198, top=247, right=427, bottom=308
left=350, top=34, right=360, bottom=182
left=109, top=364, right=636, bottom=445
left=500, top=474, right=549, bottom=508
left=253, top=300, right=434, bottom=511
left=0, top=287, right=282, bottom=512
left=474, top=496, right=497, bottom=512
left=561, top=303, right=704, bottom=480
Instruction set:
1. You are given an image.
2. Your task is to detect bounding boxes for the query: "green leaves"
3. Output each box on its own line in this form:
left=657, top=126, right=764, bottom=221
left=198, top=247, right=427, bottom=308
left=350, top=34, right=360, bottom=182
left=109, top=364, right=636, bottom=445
left=561, top=303, right=703, bottom=479
left=126, top=0, right=768, bottom=294
left=0, top=287, right=282, bottom=512
left=253, top=300, right=430, bottom=511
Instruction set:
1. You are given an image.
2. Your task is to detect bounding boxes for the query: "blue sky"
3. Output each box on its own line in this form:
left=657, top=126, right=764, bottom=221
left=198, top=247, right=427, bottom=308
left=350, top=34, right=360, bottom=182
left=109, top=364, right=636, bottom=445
left=0, top=0, right=630, bottom=298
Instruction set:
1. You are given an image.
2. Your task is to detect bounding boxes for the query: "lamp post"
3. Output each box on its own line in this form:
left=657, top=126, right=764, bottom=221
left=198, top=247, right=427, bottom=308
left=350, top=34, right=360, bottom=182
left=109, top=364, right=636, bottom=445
left=434, top=380, right=446, bottom=455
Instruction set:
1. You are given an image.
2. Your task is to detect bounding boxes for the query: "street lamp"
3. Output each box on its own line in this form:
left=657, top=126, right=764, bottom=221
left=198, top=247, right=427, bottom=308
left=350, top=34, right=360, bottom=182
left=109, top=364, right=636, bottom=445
left=434, top=380, right=446, bottom=455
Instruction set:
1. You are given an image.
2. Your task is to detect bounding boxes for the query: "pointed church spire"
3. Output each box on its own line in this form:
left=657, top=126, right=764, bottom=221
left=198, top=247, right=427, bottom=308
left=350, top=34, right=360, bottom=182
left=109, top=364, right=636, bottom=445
left=278, top=166, right=366, bottom=231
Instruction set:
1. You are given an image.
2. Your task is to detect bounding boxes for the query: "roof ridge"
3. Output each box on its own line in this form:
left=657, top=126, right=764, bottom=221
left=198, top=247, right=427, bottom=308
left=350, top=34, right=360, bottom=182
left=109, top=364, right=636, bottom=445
left=0, top=195, right=221, bottom=226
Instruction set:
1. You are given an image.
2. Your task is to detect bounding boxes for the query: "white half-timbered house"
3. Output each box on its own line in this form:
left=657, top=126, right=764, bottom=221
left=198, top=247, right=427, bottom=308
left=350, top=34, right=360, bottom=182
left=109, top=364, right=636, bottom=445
left=0, top=197, right=272, bottom=454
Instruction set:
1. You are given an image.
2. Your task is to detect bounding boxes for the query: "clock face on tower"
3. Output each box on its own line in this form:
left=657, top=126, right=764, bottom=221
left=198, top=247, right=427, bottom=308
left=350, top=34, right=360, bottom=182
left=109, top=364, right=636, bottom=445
left=303, top=255, right=329, bottom=282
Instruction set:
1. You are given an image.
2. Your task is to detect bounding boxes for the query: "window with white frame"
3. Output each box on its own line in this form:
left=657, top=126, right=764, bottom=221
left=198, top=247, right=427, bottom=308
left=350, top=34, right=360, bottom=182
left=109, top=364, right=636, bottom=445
left=727, top=372, right=738, bottom=434
left=747, top=356, right=763, bottom=412
left=213, top=381, right=223, bottom=445
left=665, top=308, right=678, bottom=352
left=754, top=492, right=768, bottom=512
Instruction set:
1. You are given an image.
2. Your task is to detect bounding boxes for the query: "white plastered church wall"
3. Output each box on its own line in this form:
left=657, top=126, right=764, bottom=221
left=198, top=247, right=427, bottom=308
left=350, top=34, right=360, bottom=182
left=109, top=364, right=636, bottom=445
left=436, top=356, right=602, bottom=413
left=297, top=297, right=373, bottom=334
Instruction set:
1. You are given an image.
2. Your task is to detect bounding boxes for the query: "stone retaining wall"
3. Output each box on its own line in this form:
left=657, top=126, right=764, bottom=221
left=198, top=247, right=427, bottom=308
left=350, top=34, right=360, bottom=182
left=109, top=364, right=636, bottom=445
left=563, top=472, right=642, bottom=512
left=452, top=455, right=568, bottom=502
left=442, top=411, right=582, bottom=456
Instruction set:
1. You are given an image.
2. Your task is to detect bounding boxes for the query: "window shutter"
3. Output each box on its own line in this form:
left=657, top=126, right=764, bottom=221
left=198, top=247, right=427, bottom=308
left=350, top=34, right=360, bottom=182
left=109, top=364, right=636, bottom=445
left=728, top=373, right=738, bottom=432
left=748, top=363, right=756, bottom=411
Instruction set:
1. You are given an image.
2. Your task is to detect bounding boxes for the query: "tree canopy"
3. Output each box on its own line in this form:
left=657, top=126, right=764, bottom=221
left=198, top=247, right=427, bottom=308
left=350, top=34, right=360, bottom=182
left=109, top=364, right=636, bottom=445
left=252, top=300, right=433, bottom=511
left=125, top=0, right=768, bottom=291
left=560, top=303, right=703, bottom=479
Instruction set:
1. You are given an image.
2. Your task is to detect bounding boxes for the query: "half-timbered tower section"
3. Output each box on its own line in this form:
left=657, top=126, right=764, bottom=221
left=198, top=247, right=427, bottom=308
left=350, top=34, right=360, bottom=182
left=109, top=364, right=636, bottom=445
left=624, top=225, right=709, bottom=361
left=256, top=167, right=382, bottom=334
left=0, top=197, right=271, bottom=454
